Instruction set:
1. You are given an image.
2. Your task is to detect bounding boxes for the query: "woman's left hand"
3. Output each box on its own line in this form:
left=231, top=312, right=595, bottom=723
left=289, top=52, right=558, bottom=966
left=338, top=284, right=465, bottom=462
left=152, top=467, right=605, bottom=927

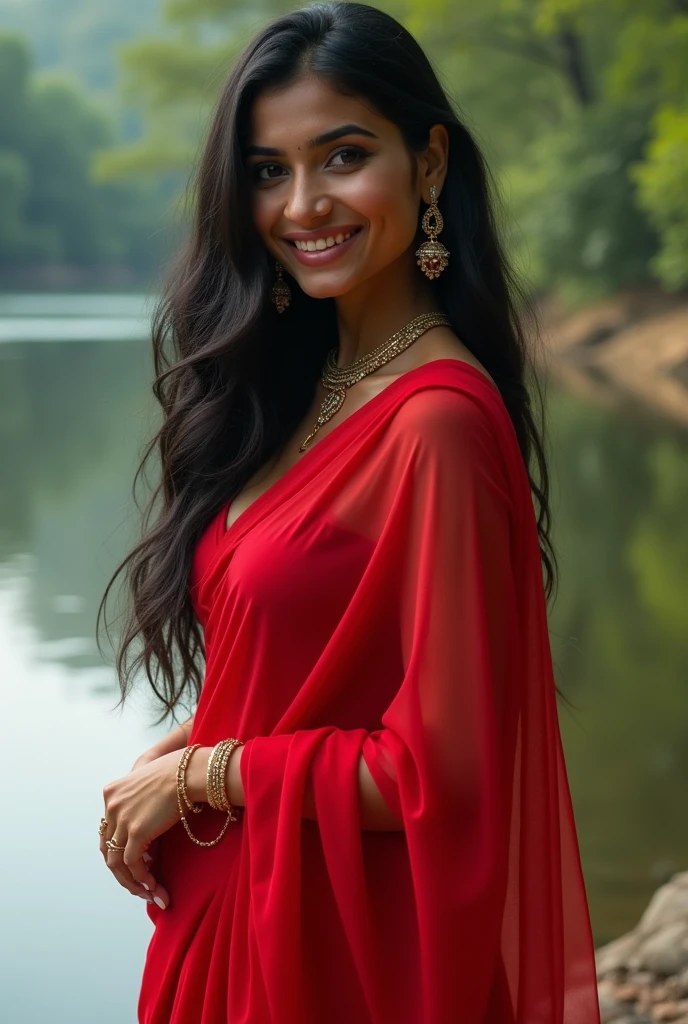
left=100, top=750, right=184, bottom=909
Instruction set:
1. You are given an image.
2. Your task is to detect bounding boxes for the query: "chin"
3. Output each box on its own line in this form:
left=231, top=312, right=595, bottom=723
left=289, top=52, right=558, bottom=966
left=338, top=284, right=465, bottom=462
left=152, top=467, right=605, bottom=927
left=298, top=278, right=359, bottom=301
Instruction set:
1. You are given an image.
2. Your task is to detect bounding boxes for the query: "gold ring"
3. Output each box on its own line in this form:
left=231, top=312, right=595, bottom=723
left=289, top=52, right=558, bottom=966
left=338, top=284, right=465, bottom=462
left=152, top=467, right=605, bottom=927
left=98, top=817, right=108, bottom=836
left=106, top=838, right=126, bottom=853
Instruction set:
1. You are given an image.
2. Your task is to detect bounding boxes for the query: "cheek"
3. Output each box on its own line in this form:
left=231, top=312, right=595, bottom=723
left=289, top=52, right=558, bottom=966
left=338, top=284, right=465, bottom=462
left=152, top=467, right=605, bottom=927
left=349, top=164, right=418, bottom=242
left=251, top=191, right=279, bottom=246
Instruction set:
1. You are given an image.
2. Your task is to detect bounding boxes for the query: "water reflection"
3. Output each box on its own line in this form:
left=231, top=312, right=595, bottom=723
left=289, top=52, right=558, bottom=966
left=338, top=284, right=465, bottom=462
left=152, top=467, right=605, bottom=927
left=0, top=305, right=686, bottom=1019
left=548, top=392, right=688, bottom=943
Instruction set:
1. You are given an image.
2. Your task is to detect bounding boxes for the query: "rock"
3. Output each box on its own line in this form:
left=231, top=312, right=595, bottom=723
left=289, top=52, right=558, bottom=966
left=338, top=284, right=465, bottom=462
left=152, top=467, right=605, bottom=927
left=654, top=985, right=673, bottom=1004
left=638, top=990, right=655, bottom=1014
left=638, top=874, right=688, bottom=935
left=653, top=1003, right=684, bottom=1021
left=596, top=871, right=688, bottom=1023
left=660, top=982, right=688, bottom=1002
left=598, top=989, right=628, bottom=1023
left=638, top=922, right=688, bottom=976
left=615, top=982, right=641, bottom=1002
left=632, top=972, right=656, bottom=987
left=598, top=932, right=642, bottom=977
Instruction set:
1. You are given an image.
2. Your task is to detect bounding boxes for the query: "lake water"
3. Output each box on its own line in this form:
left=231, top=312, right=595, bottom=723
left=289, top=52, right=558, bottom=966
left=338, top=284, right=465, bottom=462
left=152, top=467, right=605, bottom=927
left=1, top=294, right=687, bottom=1022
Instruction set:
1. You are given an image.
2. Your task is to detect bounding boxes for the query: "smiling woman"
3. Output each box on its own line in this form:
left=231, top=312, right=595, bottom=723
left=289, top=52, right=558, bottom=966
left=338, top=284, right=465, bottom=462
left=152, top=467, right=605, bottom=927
left=96, top=3, right=601, bottom=1023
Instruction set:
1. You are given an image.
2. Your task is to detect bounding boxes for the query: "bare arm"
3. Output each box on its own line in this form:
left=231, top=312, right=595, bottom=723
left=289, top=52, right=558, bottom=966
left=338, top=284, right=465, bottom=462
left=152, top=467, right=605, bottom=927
left=131, top=714, right=195, bottom=771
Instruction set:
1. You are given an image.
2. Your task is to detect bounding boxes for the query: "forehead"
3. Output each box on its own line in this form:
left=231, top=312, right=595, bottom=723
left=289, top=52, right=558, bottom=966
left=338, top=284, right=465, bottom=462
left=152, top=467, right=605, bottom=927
left=246, top=74, right=390, bottom=145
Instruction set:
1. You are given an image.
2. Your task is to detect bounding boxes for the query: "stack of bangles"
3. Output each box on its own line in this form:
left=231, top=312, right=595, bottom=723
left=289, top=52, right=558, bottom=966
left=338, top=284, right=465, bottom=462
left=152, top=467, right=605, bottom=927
left=176, top=738, right=244, bottom=847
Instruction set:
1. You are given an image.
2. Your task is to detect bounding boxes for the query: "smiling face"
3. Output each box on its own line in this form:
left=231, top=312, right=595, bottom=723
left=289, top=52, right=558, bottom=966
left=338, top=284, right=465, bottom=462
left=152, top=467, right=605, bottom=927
left=243, top=74, right=433, bottom=301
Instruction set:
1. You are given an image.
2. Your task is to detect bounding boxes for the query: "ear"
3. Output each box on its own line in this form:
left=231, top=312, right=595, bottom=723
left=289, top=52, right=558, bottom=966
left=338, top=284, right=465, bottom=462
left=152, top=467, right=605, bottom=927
left=418, top=123, right=449, bottom=202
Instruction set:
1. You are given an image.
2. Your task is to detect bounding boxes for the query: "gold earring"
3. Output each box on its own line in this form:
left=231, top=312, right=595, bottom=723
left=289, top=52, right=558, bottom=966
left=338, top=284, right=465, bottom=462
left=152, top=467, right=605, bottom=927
left=415, top=184, right=450, bottom=279
left=271, top=260, right=291, bottom=313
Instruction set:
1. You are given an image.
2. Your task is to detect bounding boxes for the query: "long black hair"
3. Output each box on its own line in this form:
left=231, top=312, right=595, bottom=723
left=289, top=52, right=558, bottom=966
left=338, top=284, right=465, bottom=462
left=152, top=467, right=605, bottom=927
left=98, top=1, right=557, bottom=722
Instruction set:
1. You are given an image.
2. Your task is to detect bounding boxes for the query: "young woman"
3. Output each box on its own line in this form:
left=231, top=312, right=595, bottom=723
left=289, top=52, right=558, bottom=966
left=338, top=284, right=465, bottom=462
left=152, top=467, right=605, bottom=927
left=98, top=3, right=601, bottom=1022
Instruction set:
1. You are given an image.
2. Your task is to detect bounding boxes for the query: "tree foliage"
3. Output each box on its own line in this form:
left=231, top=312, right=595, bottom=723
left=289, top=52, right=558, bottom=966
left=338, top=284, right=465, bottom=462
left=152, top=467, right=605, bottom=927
left=0, top=33, right=169, bottom=274
left=0, top=0, right=160, bottom=91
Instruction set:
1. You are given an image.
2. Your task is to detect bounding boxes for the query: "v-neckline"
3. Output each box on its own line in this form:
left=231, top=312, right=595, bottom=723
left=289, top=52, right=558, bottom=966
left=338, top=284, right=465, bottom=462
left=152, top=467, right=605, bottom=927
left=217, top=358, right=497, bottom=542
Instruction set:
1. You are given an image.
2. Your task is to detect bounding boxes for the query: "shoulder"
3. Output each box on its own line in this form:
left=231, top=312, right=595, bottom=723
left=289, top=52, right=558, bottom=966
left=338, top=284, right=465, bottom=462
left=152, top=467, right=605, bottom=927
left=387, top=365, right=507, bottom=451
left=380, top=368, right=518, bottom=500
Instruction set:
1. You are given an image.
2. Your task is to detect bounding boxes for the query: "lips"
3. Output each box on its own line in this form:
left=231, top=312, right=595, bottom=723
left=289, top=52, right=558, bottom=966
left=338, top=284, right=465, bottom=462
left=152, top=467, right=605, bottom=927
left=284, top=226, right=364, bottom=266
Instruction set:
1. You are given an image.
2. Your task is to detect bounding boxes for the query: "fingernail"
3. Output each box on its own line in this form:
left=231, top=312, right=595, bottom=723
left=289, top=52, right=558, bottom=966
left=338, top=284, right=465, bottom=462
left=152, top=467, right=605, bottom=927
left=141, top=882, right=150, bottom=891
left=153, top=895, right=166, bottom=909
left=143, top=853, right=153, bottom=863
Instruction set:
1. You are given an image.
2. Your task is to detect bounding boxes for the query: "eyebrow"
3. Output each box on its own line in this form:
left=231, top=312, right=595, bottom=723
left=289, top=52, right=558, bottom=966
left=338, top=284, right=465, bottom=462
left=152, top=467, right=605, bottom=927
left=244, top=123, right=379, bottom=158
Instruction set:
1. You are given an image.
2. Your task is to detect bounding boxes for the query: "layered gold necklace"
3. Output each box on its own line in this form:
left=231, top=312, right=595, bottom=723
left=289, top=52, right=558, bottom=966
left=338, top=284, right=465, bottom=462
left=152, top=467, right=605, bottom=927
left=299, top=311, right=451, bottom=451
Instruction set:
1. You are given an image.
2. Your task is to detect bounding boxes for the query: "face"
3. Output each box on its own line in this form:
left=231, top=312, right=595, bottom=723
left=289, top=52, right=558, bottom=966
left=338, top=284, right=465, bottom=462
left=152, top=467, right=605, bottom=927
left=243, top=74, right=441, bottom=300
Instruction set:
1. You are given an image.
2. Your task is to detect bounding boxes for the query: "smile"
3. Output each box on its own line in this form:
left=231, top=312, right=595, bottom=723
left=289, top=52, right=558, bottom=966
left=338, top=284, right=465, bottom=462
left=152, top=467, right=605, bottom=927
left=284, top=227, right=363, bottom=266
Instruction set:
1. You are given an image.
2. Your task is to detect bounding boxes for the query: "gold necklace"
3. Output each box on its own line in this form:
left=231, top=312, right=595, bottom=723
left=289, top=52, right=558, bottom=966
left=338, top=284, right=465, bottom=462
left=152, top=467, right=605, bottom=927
left=299, top=311, right=451, bottom=451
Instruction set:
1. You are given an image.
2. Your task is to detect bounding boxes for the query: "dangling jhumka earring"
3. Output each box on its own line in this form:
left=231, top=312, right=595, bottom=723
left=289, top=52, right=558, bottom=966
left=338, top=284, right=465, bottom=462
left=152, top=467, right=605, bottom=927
left=271, top=260, right=291, bottom=313
left=415, top=184, right=450, bottom=279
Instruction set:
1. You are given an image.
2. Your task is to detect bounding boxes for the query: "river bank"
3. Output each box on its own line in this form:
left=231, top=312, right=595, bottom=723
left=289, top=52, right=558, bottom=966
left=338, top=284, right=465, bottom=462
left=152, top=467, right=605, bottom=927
left=597, top=872, right=688, bottom=1023
left=536, top=287, right=688, bottom=429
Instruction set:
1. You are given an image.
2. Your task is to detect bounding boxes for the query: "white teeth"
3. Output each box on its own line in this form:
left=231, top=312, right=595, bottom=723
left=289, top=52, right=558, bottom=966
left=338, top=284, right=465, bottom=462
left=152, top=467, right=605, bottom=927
left=294, top=230, right=356, bottom=251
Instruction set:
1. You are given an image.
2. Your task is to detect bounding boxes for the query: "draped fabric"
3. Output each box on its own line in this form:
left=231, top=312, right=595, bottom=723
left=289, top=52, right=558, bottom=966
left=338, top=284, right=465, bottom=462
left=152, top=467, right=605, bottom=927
left=137, top=358, right=601, bottom=1024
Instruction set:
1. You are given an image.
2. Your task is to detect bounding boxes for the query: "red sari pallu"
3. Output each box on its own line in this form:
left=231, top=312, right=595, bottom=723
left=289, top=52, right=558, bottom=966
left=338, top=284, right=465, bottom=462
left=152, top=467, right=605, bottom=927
left=137, top=358, right=601, bottom=1024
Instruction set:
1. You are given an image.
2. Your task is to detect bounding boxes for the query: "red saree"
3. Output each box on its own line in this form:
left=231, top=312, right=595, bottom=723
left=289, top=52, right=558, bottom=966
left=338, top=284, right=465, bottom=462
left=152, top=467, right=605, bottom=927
left=137, top=358, right=600, bottom=1024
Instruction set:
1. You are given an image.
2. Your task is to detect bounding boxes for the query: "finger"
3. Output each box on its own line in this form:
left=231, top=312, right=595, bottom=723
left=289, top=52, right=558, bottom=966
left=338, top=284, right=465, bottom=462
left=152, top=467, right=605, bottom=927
left=125, top=853, right=170, bottom=909
left=106, top=848, right=146, bottom=897
left=103, top=821, right=148, bottom=897
left=124, top=836, right=166, bottom=906
left=139, top=879, right=170, bottom=910
left=124, top=848, right=157, bottom=893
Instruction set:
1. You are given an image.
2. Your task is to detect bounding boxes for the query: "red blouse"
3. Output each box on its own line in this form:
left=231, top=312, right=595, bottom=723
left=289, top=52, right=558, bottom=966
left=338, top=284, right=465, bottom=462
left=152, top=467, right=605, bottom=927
left=137, top=359, right=600, bottom=1024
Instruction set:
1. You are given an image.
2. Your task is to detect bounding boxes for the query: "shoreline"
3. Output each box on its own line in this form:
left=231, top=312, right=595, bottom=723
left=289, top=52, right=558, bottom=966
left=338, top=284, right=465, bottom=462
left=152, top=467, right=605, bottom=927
left=535, top=287, right=688, bottom=430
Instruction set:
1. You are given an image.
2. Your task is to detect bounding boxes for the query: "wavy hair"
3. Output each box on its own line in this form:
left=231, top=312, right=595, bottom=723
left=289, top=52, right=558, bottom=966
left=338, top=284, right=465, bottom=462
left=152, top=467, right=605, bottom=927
left=97, top=1, right=558, bottom=722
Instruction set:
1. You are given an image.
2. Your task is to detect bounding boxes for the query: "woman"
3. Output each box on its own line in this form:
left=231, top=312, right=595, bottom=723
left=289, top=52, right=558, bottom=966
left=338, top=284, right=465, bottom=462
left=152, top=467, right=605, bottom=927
left=98, top=3, right=601, bottom=1022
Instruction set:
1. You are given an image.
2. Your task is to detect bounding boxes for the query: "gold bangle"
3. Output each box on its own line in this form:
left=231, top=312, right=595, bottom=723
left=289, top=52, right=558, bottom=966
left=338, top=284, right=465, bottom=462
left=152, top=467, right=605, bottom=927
left=206, top=738, right=243, bottom=819
left=176, top=745, right=232, bottom=848
left=206, top=740, right=231, bottom=810
left=176, top=743, right=203, bottom=814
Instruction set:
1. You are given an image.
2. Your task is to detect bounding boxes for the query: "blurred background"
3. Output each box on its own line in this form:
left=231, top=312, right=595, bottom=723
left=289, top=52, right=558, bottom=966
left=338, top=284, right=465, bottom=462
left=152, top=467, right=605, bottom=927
left=0, top=1, right=686, bottom=1021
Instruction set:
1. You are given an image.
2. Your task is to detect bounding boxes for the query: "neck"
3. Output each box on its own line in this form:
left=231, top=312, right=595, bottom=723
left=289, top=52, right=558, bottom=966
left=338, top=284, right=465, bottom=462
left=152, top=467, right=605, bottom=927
left=333, top=249, right=443, bottom=367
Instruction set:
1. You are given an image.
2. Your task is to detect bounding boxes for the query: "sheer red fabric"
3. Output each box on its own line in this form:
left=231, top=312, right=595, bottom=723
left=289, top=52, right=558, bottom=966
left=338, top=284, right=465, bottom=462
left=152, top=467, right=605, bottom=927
left=137, top=359, right=600, bottom=1024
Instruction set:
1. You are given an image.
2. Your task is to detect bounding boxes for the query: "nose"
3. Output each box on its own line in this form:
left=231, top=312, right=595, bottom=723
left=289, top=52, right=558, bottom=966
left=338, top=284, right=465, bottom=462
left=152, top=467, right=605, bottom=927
left=283, top=168, right=332, bottom=225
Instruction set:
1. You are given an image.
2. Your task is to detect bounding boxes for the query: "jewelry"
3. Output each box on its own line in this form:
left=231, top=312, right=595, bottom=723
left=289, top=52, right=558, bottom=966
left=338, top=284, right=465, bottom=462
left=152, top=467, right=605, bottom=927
left=207, top=738, right=243, bottom=819
left=415, top=185, right=450, bottom=279
left=271, top=260, right=291, bottom=313
left=176, top=745, right=234, bottom=847
left=299, top=310, right=451, bottom=450
left=99, top=817, right=108, bottom=836
left=106, top=837, right=126, bottom=852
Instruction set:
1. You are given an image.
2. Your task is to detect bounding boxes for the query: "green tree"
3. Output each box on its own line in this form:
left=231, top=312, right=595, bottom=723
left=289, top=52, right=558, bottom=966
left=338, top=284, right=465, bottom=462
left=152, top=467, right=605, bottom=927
left=0, top=33, right=170, bottom=275
left=0, top=0, right=160, bottom=91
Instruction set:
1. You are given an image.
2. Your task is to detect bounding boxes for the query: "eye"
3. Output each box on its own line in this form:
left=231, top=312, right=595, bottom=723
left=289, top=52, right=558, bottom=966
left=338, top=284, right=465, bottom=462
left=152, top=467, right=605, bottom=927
left=327, top=146, right=368, bottom=168
left=252, top=162, right=286, bottom=182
